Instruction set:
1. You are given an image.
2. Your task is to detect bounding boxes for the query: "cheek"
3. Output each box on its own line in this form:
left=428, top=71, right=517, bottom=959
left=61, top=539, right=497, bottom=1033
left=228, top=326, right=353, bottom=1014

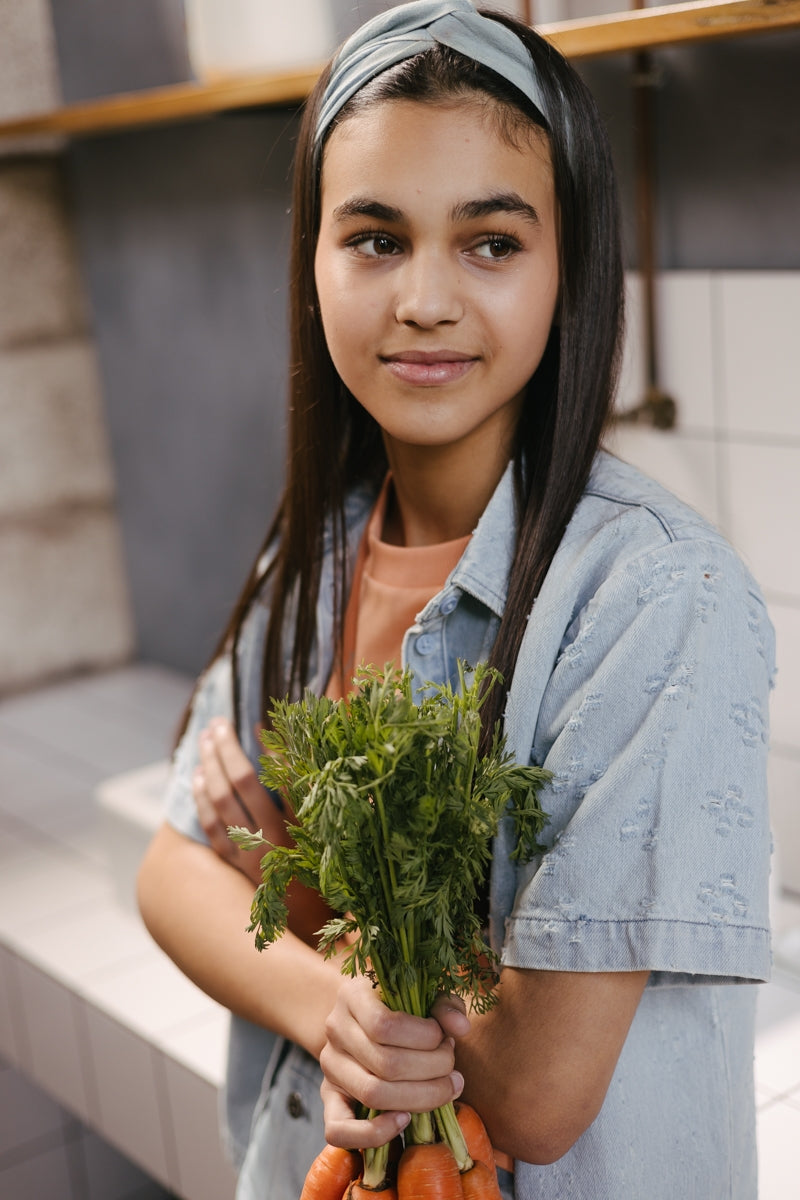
left=316, top=260, right=361, bottom=326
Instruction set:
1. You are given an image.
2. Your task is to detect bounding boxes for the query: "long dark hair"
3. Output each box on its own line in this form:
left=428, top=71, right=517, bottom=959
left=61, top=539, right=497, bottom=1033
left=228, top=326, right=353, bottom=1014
left=184, top=10, right=624, bottom=748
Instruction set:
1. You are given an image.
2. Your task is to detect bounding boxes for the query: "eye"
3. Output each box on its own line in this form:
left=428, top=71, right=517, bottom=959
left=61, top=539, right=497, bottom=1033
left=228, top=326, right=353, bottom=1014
left=348, top=232, right=401, bottom=258
left=472, top=234, right=521, bottom=260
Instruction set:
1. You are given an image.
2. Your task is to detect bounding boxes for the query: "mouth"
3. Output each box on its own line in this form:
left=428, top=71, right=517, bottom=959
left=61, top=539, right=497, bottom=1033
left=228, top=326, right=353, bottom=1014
left=381, top=349, right=478, bottom=387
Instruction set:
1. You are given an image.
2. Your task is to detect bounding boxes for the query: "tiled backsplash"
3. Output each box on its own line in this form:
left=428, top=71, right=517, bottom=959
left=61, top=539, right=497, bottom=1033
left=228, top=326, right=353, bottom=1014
left=609, top=269, right=800, bottom=895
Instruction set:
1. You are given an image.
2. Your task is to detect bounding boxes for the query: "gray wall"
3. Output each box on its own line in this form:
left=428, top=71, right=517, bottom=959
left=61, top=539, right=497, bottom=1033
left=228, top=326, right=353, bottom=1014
left=49, top=0, right=192, bottom=101
left=68, top=112, right=298, bottom=672
left=579, top=31, right=800, bottom=269
left=65, top=29, right=800, bottom=676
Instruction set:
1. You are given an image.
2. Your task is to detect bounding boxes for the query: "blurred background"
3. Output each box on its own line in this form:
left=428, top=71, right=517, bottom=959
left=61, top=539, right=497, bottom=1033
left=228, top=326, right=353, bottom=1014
left=0, top=1, right=799, bottom=1197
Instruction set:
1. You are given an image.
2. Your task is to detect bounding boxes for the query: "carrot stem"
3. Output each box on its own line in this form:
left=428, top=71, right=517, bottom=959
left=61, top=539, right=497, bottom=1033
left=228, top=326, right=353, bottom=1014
left=408, top=1108, right=437, bottom=1146
left=362, top=1129, right=391, bottom=1190
left=434, top=1101, right=473, bottom=1173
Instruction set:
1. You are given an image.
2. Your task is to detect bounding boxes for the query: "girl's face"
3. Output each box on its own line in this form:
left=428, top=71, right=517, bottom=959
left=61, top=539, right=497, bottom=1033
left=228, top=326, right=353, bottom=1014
left=314, top=98, right=560, bottom=467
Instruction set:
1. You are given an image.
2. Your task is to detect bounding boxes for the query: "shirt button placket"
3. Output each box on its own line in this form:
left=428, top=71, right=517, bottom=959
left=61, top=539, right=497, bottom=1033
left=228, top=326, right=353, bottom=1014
left=409, top=625, right=447, bottom=687
left=415, top=632, right=435, bottom=656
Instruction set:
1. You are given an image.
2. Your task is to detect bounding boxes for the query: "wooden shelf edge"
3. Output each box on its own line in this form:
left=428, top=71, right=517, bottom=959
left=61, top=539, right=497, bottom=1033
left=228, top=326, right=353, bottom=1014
left=545, top=0, right=800, bottom=58
left=0, top=67, right=322, bottom=142
left=1, top=0, right=799, bottom=142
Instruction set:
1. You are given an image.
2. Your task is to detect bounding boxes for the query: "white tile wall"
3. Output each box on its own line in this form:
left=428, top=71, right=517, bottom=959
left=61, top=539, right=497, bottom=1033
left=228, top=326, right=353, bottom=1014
left=82, top=1012, right=178, bottom=1188
left=757, top=1100, right=800, bottom=1200
left=606, top=424, right=719, bottom=525
left=723, top=442, right=800, bottom=597
left=163, top=1059, right=237, bottom=1200
left=769, top=755, right=800, bottom=900
left=0, top=1056, right=64, bottom=1157
left=618, top=271, right=716, bottom=430
left=13, top=962, right=95, bottom=1120
left=716, top=274, right=800, bottom=440
left=768, top=605, right=800, bottom=754
left=609, top=270, right=800, bottom=902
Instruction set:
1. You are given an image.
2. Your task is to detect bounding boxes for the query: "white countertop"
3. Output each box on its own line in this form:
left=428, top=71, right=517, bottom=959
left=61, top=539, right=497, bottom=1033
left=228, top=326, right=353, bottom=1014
left=0, top=664, right=236, bottom=1200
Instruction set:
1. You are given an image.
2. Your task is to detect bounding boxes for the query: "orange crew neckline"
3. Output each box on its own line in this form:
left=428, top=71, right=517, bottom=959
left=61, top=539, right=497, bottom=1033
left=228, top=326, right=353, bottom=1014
left=326, top=477, right=470, bottom=699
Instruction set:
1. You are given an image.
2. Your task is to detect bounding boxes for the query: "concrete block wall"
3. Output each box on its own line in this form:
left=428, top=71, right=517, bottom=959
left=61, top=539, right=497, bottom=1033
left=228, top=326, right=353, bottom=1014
left=0, top=7, right=134, bottom=695
left=0, top=0, right=60, bottom=122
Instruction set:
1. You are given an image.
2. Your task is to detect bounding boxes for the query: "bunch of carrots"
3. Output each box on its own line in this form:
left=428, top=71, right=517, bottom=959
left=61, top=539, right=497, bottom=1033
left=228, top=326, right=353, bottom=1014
left=230, top=662, right=550, bottom=1200
left=301, top=1100, right=503, bottom=1198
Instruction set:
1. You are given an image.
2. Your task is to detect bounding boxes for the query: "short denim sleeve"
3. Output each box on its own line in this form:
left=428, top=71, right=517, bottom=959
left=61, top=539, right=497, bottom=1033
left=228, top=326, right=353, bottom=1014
left=162, top=654, right=234, bottom=845
left=502, top=538, right=774, bottom=984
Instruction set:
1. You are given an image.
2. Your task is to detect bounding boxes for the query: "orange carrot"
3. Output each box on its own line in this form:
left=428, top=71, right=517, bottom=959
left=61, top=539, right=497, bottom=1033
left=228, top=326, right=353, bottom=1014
left=459, top=1159, right=503, bottom=1200
left=397, top=1143, right=464, bottom=1198
left=344, top=1181, right=399, bottom=1199
left=455, top=1104, right=494, bottom=1170
left=300, top=1144, right=361, bottom=1200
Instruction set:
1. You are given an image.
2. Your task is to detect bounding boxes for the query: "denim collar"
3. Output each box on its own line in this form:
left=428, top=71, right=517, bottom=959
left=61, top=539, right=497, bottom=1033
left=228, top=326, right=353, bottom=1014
left=449, top=460, right=517, bottom=619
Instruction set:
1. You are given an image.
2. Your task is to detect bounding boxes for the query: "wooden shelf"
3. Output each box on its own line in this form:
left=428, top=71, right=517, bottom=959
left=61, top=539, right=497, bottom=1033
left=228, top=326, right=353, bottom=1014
left=545, top=0, right=800, bottom=58
left=1, top=0, right=798, bottom=143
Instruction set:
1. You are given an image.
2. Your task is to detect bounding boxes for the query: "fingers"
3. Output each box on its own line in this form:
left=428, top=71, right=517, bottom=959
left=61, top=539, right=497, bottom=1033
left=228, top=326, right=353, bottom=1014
left=319, top=978, right=464, bottom=1132
left=192, top=717, right=288, bottom=880
left=200, top=719, right=261, bottom=821
left=321, top=1078, right=410, bottom=1150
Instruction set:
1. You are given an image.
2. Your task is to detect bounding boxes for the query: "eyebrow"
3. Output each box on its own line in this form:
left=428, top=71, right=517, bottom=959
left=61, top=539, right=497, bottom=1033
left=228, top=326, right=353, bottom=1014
left=452, top=193, right=541, bottom=226
left=331, top=191, right=541, bottom=226
left=332, top=198, right=403, bottom=224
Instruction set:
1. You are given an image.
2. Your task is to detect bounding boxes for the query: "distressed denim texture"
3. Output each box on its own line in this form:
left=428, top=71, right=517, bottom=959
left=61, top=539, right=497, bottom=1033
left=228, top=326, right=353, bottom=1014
left=164, top=451, right=774, bottom=1199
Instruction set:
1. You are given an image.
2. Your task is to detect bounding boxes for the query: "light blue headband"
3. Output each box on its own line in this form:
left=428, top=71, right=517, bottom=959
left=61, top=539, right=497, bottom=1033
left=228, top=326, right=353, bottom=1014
left=315, top=0, right=554, bottom=148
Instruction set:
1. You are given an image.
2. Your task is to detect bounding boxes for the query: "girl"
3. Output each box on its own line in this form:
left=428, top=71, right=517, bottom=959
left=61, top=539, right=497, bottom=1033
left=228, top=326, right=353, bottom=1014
left=137, top=3, right=775, bottom=1197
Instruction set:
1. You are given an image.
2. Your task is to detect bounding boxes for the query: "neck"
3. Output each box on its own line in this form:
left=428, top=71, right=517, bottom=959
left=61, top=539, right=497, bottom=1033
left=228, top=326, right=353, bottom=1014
left=382, top=439, right=512, bottom=547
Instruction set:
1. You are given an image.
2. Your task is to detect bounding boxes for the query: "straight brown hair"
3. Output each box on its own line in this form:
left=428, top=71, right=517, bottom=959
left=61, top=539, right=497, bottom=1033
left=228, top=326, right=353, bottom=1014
left=182, top=11, right=624, bottom=750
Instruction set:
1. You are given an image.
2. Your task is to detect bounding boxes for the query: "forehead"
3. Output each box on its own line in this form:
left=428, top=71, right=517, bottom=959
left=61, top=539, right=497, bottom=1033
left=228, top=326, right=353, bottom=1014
left=319, top=98, right=554, bottom=209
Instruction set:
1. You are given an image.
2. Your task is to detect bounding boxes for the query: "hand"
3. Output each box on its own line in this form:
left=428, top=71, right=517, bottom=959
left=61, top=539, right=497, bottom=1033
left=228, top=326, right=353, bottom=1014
left=192, top=717, right=334, bottom=944
left=319, top=977, right=470, bottom=1149
left=193, top=717, right=291, bottom=886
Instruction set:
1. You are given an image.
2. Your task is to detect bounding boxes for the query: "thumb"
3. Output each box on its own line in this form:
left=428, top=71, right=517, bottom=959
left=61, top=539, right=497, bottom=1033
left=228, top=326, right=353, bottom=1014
left=431, top=993, right=471, bottom=1038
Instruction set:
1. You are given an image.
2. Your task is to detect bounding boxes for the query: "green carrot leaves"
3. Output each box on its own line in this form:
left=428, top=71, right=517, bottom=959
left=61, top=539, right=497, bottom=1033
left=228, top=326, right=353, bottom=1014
left=229, top=661, right=550, bottom=1017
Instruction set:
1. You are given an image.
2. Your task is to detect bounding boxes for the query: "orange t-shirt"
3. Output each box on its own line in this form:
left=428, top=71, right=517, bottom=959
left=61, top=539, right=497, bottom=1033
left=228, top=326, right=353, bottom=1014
left=326, top=478, right=470, bottom=700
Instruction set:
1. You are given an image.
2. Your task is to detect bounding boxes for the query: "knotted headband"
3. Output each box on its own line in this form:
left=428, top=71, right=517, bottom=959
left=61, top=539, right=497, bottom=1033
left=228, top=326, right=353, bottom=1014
left=315, top=0, right=554, bottom=149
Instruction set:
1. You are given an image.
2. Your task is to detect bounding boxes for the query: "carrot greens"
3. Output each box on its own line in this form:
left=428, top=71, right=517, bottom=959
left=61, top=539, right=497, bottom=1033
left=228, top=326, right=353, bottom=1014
left=230, top=660, right=550, bottom=1182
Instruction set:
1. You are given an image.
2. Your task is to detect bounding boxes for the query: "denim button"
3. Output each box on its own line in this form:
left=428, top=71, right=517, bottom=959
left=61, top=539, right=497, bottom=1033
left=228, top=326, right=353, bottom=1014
left=439, top=593, right=459, bottom=615
left=287, top=1091, right=306, bottom=1119
left=415, top=633, right=435, bottom=656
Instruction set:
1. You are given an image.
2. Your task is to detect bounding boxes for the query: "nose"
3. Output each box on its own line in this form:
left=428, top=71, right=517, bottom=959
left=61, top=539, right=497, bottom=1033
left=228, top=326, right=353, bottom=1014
left=394, top=249, right=464, bottom=328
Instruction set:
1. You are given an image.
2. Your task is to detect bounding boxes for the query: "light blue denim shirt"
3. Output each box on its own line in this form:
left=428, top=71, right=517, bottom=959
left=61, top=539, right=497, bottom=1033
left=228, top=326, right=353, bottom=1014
left=164, top=450, right=774, bottom=1200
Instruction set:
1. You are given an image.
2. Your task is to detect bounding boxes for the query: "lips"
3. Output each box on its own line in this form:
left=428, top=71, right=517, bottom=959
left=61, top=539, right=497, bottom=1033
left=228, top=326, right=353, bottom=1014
left=381, top=349, right=478, bottom=387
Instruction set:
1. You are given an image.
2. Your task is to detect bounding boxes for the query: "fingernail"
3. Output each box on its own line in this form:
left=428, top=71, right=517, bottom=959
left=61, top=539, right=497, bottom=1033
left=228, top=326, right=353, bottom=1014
left=396, top=1112, right=411, bottom=1131
left=451, top=1071, right=464, bottom=1097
